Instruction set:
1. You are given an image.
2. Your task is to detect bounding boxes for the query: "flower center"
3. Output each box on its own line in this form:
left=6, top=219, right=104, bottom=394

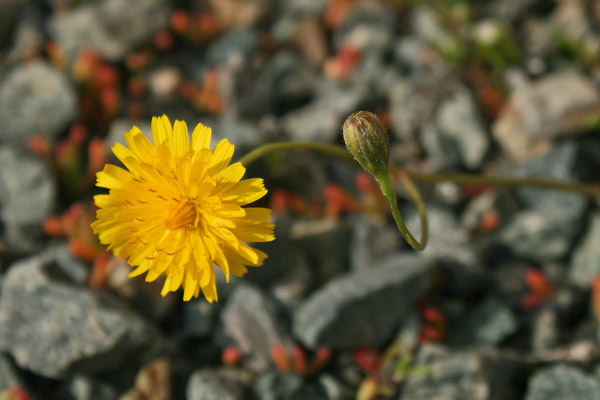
left=164, top=200, right=197, bottom=230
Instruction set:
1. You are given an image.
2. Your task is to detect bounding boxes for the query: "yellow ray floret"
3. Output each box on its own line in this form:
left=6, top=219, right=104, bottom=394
left=91, top=115, right=275, bottom=302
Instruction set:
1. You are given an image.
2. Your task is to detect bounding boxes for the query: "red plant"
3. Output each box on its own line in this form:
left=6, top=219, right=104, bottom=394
left=271, top=344, right=331, bottom=375
left=30, top=124, right=108, bottom=194
left=353, top=347, right=381, bottom=374
left=43, top=202, right=112, bottom=288
left=419, top=306, right=447, bottom=343
left=521, top=269, right=557, bottom=310
left=325, top=0, right=357, bottom=29
left=170, top=10, right=220, bottom=43
left=323, top=184, right=364, bottom=217
left=180, top=69, right=225, bottom=115
left=222, top=346, right=243, bottom=365
left=0, top=388, right=32, bottom=400
left=592, top=277, right=600, bottom=321
left=325, top=43, right=361, bottom=80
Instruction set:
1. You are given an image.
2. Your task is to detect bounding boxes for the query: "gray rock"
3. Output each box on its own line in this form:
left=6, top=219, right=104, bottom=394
left=569, top=214, right=600, bottom=288
left=435, top=88, right=489, bottom=169
left=0, top=61, right=76, bottom=147
left=488, top=0, right=538, bottom=21
left=271, top=1, right=327, bottom=43
left=0, top=249, right=164, bottom=378
left=206, top=29, right=260, bottom=67
left=532, top=309, right=559, bottom=353
left=349, top=216, right=402, bottom=272
left=70, top=375, right=118, bottom=400
left=213, top=117, right=265, bottom=150
left=493, top=72, right=600, bottom=161
left=318, top=374, right=354, bottom=400
left=420, top=122, right=462, bottom=170
left=451, top=297, right=517, bottom=347
left=289, top=218, right=352, bottom=285
left=0, top=354, right=23, bottom=393
left=333, top=2, right=395, bottom=53
left=525, top=364, right=600, bottom=400
left=182, top=300, right=219, bottom=338
left=412, top=7, right=462, bottom=60
left=3, top=9, right=44, bottom=67
left=509, top=141, right=588, bottom=218
left=0, top=0, right=28, bottom=47
left=402, top=344, right=517, bottom=400
left=420, top=122, right=461, bottom=170
left=232, top=51, right=321, bottom=119
left=187, top=369, right=248, bottom=400
left=388, top=70, right=445, bottom=141
left=221, top=283, right=294, bottom=371
left=406, top=205, right=478, bottom=268
left=281, top=82, right=369, bottom=142
left=293, top=253, right=434, bottom=349
left=254, top=371, right=328, bottom=400
left=500, top=210, right=581, bottom=261
left=48, top=0, right=170, bottom=62
left=0, top=147, right=55, bottom=251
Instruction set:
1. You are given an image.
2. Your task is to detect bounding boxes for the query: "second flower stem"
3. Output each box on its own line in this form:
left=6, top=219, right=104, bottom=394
left=239, top=141, right=600, bottom=197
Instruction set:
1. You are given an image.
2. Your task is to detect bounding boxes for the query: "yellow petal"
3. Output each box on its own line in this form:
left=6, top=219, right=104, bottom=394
left=191, top=122, right=212, bottom=151
left=208, top=139, right=234, bottom=174
left=125, top=127, right=156, bottom=163
left=171, top=120, right=189, bottom=158
left=151, top=115, right=172, bottom=146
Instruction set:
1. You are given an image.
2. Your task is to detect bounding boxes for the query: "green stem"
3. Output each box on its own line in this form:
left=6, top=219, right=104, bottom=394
left=375, top=172, right=428, bottom=251
left=239, top=141, right=600, bottom=197
left=237, top=142, right=352, bottom=166
left=401, top=170, right=600, bottom=197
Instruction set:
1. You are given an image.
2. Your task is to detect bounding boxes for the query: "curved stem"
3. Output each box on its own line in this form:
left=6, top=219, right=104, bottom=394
left=239, top=142, right=600, bottom=197
left=238, top=142, right=352, bottom=166
left=375, top=172, right=428, bottom=251
left=400, top=169, right=600, bottom=196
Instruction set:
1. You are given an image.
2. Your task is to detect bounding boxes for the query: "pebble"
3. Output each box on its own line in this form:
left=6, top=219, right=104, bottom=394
left=0, top=248, right=164, bottom=378
left=434, top=87, right=489, bottom=169
left=48, top=0, right=170, bottom=62
left=499, top=210, right=581, bottom=261
left=187, top=368, right=248, bottom=400
left=281, top=83, right=369, bottom=142
left=293, top=253, right=435, bottom=349
left=0, top=354, right=23, bottom=393
left=525, top=364, right=600, bottom=400
left=0, top=61, right=76, bottom=147
left=0, top=147, right=55, bottom=251
left=450, top=296, right=518, bottom=347
left=493, top=72, right=600, bottom=161
left=509, top=140, right=588, bottom=218
left=402, top=344, right=517, bottom=400
left=0, top=0, right=28, bottom=47
left=70, top=375, right=118, bottom=400
left=349, top=216, right=402, bottom=272
left=221, top=283, right=294, bottom=371
left=254, top=371, right=329, bottom=400
left=569, top=214, right=600, bottom=289
left=532, top=309, right=559, bottom=353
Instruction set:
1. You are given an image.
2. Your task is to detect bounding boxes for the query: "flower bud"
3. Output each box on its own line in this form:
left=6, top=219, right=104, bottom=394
left=342, top=111, right=390, bottom=179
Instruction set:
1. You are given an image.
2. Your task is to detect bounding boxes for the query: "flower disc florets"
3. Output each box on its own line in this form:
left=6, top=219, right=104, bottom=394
left=91, top=115, right=275, bottom=302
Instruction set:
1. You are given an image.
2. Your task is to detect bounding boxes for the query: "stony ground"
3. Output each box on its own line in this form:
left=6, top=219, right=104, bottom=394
left=1, top=0, right=600, bottom=399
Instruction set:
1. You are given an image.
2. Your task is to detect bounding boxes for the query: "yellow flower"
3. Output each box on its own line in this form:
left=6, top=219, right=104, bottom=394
left=91, top=115, right=275, bottom=302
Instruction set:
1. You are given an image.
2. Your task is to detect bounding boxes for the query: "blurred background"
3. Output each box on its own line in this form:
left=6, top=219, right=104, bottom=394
left=1, top=0, right=600, bottom=399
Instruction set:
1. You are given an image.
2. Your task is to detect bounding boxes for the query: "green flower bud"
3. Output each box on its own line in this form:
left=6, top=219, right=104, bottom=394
left=342, top=111, right=390, bottom=179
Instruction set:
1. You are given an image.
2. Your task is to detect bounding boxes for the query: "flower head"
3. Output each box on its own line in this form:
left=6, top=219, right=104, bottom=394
left=342, top=111, right=390, bottom=180
left=91, top=115, right=274, bottom=302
